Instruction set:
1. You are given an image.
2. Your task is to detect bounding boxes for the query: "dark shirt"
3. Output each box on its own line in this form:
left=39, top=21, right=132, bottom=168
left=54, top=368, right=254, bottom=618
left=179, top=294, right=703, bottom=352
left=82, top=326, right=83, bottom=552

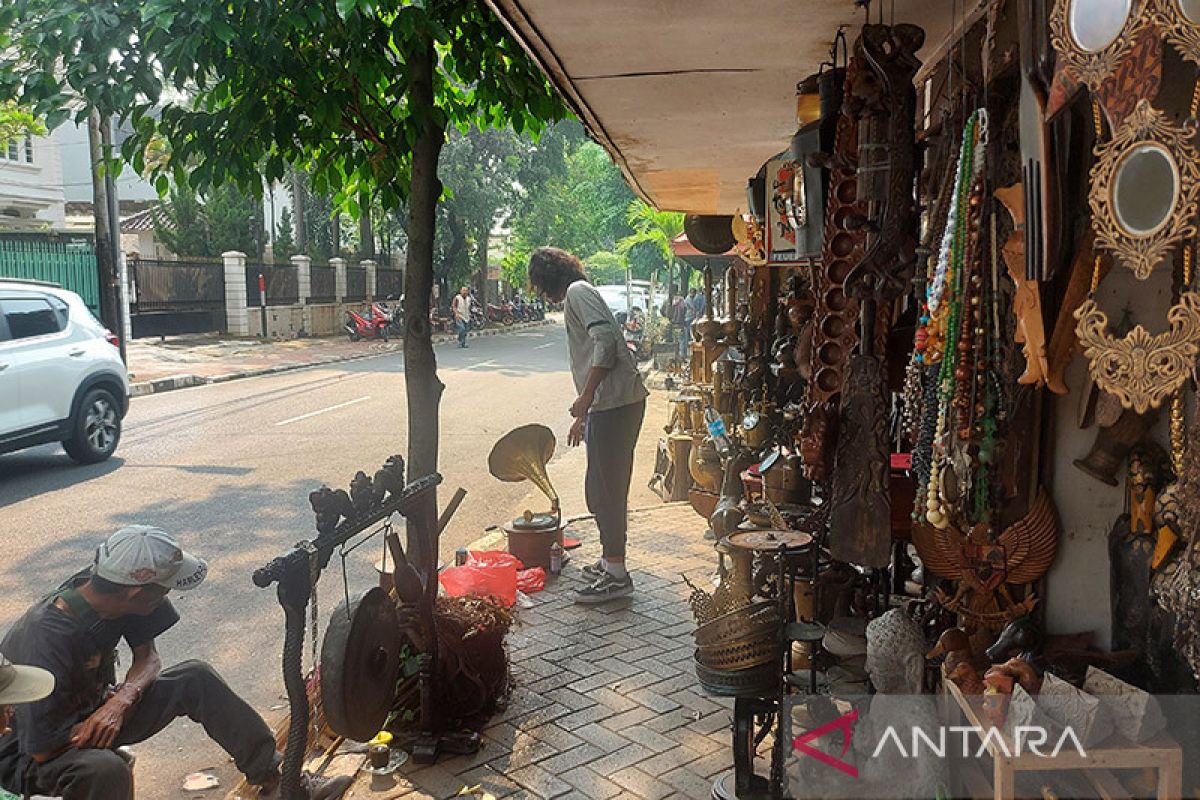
left=0, top=570, right=178, bottom=755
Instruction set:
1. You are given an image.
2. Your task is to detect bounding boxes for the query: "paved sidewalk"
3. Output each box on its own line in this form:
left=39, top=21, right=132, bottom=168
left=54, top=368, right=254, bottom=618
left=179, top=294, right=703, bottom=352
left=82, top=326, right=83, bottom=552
left=347, top=502, right=734, bottom=799
left=125, top=320, right=552, bottom=396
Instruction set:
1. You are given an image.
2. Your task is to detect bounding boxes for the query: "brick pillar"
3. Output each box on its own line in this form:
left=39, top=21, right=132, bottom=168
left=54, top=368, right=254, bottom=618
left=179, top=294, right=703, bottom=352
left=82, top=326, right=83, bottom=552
left=223, top=250, right=249, bottom=336
left=292, top=254, right=311, bottom=334
left=362, top=259, right=377, bottom=300
left=331, top=257, right=347, bottom=303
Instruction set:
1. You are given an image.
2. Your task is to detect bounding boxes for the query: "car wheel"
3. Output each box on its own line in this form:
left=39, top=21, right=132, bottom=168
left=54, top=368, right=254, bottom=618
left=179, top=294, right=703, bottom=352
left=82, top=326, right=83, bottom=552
left=63, top=388, right=122, bottom=464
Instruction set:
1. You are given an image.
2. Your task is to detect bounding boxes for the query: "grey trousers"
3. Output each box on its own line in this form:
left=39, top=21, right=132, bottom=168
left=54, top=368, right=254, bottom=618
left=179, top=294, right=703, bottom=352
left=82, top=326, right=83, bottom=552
left=0, top=660, right=278, bottom=800
left=585, top=399, right=646, bottom=560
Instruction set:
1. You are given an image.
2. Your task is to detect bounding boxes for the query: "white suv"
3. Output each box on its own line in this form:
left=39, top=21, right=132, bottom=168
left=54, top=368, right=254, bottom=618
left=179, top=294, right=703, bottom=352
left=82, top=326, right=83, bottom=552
left=0, top=279, right=129, bottom=463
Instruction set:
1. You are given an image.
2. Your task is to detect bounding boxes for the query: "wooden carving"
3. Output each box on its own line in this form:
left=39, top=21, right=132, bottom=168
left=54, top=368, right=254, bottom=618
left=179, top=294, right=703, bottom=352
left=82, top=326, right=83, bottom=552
left=1074, top=291, right=1200, bottom=413
left=798, top=400, right=838, bottom=482
left=1093, top=25, right=1164, bottom=130
left=995, top=184, right=1050, bottom=387
left=1151, top=0, right=1200, bottom=67
left=805, top=57, right=864, bottom=407
left=912, top=490, right=1059, bottom=628
left=844, top=23, right=925, bottom=300
left=828, top=349, right=892, bottom=567
left=1089, top=99, right=1200, bottom=280
left=1045, top=230, right=1111, bottom=394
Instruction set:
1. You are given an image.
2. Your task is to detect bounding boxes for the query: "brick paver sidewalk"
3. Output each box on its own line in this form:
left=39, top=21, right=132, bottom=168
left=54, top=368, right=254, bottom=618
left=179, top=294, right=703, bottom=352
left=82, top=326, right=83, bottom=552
left=361, top=502, right=735, bottom=799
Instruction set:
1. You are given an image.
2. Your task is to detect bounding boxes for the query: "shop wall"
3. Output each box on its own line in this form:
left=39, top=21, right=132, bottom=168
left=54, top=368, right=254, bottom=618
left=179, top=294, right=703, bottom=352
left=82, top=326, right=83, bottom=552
left=1045, top=260, right=1174, bottom=650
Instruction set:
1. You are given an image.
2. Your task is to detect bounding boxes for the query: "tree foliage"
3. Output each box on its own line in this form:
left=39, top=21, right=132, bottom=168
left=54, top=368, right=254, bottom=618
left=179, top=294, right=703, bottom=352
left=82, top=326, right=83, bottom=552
left=617, top=200, right=684, bottom=275
left=274, top=206, right=298, bottom=261
left=502, top=123, right=637, bottom=287
left=156, top=181, right=265, bottom=259
left=0, top=100, right=42, bottom=145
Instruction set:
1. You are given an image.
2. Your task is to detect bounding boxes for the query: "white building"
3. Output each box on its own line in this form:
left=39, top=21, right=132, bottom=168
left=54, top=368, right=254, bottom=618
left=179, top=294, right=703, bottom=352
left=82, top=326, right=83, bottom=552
left=0, top=131, right=66, bottom=230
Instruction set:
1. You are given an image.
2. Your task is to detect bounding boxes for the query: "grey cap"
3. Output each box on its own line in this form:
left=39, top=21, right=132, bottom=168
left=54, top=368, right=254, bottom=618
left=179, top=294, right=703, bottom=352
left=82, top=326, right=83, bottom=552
left=94, top=525, right=208, bottom=591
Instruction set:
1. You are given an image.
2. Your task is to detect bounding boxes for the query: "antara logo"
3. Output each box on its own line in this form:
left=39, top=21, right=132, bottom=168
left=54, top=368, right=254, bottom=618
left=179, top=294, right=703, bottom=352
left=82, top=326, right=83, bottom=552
left=791, top=709, right=860, bottom=778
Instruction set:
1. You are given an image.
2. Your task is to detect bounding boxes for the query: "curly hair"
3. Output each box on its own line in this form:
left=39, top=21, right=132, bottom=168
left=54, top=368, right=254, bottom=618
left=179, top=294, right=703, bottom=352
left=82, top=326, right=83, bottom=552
left=528, top=247, right=587, bottom=298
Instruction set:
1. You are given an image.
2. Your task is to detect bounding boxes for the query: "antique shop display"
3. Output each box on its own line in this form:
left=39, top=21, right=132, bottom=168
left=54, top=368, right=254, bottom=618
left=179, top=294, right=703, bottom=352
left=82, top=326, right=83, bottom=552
left=996, top=183, right=1050, bottom=388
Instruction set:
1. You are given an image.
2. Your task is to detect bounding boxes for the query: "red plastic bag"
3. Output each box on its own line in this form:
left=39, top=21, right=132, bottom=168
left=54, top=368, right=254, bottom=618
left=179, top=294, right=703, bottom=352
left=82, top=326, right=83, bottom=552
left=438, top=563, right=517, bottom=607
left=467, top=550, right=523, bottom=570
left=517, top=567, right=546, bottom=594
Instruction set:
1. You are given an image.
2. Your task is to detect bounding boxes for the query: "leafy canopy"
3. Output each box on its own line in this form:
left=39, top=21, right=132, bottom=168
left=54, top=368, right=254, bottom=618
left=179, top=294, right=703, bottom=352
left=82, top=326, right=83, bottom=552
left=0, top=0, right=566, bottom=210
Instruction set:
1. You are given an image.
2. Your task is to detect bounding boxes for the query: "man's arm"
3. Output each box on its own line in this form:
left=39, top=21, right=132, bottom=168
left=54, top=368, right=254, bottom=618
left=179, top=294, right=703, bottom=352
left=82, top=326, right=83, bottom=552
left=69, top=640, right=161, bottom=750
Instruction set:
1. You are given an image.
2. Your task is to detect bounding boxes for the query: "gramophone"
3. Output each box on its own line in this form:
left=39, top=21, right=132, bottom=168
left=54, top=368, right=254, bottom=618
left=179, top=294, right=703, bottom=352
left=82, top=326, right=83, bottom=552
left=488, top=424, right=563, bottom=569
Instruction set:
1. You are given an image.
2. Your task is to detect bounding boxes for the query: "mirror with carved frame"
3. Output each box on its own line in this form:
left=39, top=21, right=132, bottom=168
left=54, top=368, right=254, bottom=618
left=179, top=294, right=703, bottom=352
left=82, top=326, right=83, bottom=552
left=1089, top=99, right=1200, bottom=279
left=1152, top=0, right=1200, bottom=64
left=1051, top=0, right=1147, bottom=89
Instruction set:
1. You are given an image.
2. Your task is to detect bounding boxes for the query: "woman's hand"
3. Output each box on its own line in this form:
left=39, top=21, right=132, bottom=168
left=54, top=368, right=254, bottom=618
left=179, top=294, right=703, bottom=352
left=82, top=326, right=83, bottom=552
left=568, top=416, right=586, bottom=447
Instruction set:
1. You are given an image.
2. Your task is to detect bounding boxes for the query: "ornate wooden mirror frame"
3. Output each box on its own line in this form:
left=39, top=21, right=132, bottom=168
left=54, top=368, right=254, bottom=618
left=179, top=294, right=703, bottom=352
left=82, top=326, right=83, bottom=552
left=1051, top=0, right=1147, bottom=89
left=1152, top=0, right=1200, bottom=64
left=1089, top=99, right=1200, bottom=279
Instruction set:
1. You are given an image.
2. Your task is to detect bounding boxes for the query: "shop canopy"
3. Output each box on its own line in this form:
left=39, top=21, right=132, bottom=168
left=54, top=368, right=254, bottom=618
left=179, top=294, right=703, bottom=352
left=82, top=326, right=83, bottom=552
left=484, top=0, right=967, bottom=215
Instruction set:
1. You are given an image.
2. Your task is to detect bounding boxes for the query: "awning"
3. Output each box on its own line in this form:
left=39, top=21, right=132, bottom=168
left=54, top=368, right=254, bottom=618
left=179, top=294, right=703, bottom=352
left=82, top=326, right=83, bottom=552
left=484, top=0, right=966, bottom=215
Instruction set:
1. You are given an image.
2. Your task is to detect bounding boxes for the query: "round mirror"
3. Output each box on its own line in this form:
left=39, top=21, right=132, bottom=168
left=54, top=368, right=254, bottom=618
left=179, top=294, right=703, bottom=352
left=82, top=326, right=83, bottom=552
left=1179, top=0, right=1200, bottom=23
left=1069, top=0, right=1132, bottom=52
left=1113, top=143, right=1178, bottom=236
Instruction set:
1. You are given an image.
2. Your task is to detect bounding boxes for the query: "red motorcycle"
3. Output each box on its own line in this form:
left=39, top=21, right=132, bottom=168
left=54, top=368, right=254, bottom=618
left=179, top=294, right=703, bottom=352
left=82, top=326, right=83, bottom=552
left=344, top=302, right=392, bottom=341
left=485, top=300, right=515, bottom=326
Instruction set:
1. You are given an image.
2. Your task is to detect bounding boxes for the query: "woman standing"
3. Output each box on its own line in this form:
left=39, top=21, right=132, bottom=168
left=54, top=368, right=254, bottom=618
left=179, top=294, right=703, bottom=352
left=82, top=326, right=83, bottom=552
left=528, top=247, right=648, bottom=604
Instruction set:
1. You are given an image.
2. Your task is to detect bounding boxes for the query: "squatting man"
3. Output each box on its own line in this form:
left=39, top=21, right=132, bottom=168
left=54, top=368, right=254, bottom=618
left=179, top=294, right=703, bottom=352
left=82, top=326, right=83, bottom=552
left=0, top=525, right=351, bottom=800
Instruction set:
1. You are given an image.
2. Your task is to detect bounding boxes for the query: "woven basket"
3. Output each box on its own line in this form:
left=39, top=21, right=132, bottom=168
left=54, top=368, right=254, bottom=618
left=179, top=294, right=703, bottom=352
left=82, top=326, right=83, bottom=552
left=693, top=600, right=777, bottom=647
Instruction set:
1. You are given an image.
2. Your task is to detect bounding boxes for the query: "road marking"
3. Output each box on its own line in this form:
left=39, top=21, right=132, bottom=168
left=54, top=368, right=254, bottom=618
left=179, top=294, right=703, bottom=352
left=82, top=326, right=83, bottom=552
left=534, top=342, right=555, bottom=350
left=465, top=360, right=498, bottom=370
left=275, top=396, right=371, bottom=426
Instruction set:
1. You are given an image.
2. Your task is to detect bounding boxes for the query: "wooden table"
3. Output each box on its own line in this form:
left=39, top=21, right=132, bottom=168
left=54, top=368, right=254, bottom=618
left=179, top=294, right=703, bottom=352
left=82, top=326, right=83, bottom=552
left=941, top=677, right=1183, bottom=800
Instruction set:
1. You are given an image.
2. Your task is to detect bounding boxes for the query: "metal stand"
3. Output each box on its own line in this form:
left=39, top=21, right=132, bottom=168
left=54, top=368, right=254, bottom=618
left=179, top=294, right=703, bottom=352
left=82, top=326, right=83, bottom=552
left=253, top=465, right=440, bottom=800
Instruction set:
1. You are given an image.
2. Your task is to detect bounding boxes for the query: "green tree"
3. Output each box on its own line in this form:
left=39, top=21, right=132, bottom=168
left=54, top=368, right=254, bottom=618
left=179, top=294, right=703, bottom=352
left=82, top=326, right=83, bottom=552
left=502, top=127, right=637, bottom=287
left=584, top=250, right=628, bottom=286
left=617, top=200, right=684, bottom=283
left=0, top=101, right=42, bottom=145
left=274, top=206, right=297, bottom=261
left=156, top=181, right=264, bottom=258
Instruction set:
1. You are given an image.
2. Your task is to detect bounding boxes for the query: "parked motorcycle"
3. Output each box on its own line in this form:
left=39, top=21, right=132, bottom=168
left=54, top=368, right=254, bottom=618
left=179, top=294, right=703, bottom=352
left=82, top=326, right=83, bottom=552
left=617, top=309, right=648, bottom=360
left=377, top=295, right=404, bottom=338
left=485, top=300, right=515, bottom=326
left=345, top=302, right=392, bottom=341
left=510, top=295, right=531, bottom=322
left=469, top=297, right=487, bottom=330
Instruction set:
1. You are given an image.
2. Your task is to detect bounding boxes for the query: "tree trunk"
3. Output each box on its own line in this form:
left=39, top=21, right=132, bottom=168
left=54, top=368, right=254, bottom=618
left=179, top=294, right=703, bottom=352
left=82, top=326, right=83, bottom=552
left=88, top=110, right=123, bottom=357
left=403, top=32, right=446, bottom=567
left=359, top=192, right=375, bottom=258
left=330, top=206, right=341, bottom=258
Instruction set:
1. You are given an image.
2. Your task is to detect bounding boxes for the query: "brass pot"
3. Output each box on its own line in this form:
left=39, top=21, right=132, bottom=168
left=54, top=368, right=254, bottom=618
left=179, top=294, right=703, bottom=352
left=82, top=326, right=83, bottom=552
left=689, top=436, right=723, bottom=493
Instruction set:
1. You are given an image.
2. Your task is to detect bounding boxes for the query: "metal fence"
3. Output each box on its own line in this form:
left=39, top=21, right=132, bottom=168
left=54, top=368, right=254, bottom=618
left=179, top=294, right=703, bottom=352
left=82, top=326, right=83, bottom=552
left=130, top=258, right=225, bottom=312
left=245, top=263, right=298, bottom=306
left=345, top=265, right=366, bottom=301
left=309, top=264, right=336, bottom=303
left=376, top=267, right=403, bottom=300
left=0, top=237, right=100, bottom=314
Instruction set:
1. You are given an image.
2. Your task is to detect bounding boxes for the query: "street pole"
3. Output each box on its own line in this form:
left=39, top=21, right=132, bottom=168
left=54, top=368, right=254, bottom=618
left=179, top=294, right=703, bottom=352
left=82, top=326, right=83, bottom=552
left=101, top=117, right=125, bottom=362
left=87, top=109, right=125, bottom=362
left=258, top=273, right=268, bottom=337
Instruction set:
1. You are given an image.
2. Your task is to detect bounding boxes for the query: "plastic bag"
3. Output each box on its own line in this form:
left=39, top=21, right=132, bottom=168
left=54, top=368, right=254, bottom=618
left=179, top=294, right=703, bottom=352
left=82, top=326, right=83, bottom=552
left=516, top=567, right=545, bottom=594
left=438, top=563, right=517, bottom=607
left=467, top=550, right=523, bottom=570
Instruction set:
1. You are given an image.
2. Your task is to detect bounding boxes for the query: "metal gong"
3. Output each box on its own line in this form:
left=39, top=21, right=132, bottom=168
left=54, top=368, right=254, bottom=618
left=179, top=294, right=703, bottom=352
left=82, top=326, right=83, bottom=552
left=320, top=586, right=402, bottom=742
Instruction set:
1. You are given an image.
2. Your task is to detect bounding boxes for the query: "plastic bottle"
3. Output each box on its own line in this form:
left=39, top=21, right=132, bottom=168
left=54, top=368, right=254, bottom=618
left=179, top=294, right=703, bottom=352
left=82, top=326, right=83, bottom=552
left=548, top=542, right=563, bottom=575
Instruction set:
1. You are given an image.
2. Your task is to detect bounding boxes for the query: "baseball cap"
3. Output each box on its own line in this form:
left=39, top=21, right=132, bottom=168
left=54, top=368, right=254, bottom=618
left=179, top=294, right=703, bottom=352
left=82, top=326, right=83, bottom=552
left=0, top=659, right=54, bottom=705
left=94, top=525, right=208, bottom=591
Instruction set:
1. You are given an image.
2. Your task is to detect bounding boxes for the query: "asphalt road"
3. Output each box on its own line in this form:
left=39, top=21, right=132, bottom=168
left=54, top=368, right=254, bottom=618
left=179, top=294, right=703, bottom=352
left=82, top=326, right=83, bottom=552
left=0, top=322, right=645, bottom=797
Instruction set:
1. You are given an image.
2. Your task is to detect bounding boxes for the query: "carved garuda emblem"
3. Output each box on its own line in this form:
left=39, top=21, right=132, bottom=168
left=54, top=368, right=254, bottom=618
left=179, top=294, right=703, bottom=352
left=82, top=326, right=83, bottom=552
left=1074, top=291, right=1200, bottom=414
left=912, top=490, right=1058, bottom=627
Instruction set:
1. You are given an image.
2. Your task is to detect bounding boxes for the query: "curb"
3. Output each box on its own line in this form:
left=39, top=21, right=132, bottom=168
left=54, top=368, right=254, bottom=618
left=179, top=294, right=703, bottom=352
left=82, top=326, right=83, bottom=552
left=129, top=319, right=553, bottom=398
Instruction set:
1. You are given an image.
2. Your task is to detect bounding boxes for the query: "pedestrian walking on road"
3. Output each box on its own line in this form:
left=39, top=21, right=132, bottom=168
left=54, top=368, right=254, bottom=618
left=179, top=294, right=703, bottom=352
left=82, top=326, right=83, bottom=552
left=452, top=286, right=472, bottom=348
left=528, top=247, right=648, bottom=604
left=0, top=526, right=349, bottom=800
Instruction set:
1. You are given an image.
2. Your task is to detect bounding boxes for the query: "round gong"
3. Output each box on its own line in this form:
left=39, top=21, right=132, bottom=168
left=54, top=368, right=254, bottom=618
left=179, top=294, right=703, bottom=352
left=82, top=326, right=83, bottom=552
left=726, top=529, right=813, bottom=552
left=320, top=586, right=402, bottom=741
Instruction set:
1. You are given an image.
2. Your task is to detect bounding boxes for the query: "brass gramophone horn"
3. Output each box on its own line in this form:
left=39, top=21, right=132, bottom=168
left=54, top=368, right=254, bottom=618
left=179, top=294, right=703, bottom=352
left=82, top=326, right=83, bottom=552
left=488, top=424, right=560, bottom=514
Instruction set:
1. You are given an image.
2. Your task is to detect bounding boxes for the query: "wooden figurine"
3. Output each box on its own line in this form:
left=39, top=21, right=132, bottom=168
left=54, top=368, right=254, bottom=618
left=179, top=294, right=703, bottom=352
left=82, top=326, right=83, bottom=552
left=995, top=184, right=1050, bottom=388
